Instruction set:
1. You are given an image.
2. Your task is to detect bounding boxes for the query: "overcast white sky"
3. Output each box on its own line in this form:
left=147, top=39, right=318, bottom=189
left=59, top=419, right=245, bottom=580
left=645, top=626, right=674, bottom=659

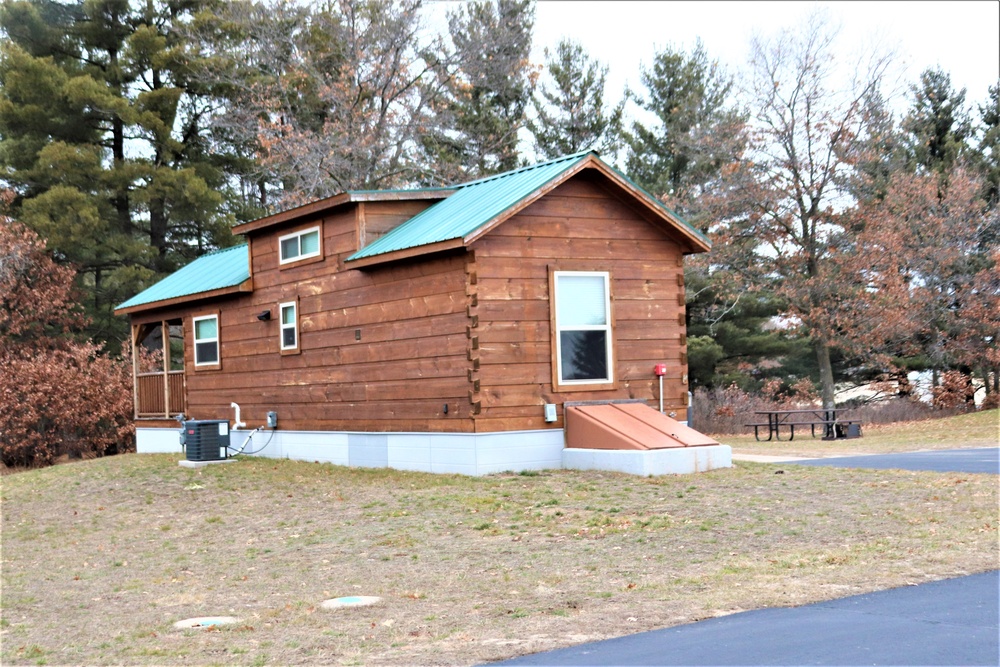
left=529, top=0, right=999, bottom=111
left=427, top=0, right=999, bottom=119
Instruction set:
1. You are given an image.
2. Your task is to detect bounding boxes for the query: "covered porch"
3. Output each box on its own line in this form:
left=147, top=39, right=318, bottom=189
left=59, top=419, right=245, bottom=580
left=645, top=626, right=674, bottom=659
left=131, top=320, right=185, bottom=419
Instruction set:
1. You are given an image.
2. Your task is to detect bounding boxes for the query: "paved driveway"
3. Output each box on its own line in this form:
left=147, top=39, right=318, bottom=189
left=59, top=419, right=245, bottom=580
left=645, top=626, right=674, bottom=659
left=790, top=447, right=999, bottom=474
left=492, top=571, right=999, bottom=666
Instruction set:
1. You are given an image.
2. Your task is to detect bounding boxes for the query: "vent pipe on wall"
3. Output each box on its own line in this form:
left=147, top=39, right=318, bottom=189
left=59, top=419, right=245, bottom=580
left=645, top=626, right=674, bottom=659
left=231, top=402, right=246, bottom=429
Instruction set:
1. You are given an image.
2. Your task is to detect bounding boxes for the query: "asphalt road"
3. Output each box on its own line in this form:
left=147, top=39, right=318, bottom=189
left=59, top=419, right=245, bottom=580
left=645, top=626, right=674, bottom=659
left=493, top=571, right=1000, bottom=666
left=791, top=447, right=1000, bottom=474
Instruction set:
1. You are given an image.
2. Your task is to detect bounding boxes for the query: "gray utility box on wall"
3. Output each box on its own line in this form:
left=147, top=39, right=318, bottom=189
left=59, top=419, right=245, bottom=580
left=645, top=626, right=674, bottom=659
left=181, top=420, right=230, bottom=461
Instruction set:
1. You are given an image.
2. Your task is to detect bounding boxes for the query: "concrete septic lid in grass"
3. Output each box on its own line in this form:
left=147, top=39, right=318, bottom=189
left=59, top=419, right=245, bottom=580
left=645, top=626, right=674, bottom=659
left=321, top=595, right=382, bottom=609
left=173, top=616, right=240, bottom=629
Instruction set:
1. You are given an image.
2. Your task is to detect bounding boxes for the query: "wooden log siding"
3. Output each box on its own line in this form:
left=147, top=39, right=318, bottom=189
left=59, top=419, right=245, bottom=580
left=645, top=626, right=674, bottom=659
left=358, top=200, right=437, bottom=248
left=179, top=206, right=476, bottom=432
left=470, top=174, right=690, bottom=432
left=126, top=171, right=695, bottom=435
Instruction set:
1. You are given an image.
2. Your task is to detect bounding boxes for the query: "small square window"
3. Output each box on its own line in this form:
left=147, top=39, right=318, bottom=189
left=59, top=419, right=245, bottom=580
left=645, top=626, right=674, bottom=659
left=193, top=315, right=219, bottom=367
left=278, top=227, right=321, bottom=264
left=279, top=301, right=297, bottom=351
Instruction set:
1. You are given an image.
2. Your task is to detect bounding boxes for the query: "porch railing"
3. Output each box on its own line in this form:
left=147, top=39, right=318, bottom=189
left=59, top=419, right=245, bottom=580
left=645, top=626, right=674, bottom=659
left=136, top=370, right=185, bottom=418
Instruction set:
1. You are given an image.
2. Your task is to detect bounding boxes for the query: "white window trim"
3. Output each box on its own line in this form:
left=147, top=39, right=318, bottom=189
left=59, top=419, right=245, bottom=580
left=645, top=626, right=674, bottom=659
left=192, top=314, right=219, bottom=367
left=278, top=226, right=321, bottom=265
left=279, top=301, right=298, bottom=351
left=554, top=270, right=613, bottom=385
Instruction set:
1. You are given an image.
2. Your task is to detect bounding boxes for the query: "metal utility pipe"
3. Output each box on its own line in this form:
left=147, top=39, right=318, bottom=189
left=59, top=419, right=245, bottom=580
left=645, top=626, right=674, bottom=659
left=230, top=402, right=246, bottom=429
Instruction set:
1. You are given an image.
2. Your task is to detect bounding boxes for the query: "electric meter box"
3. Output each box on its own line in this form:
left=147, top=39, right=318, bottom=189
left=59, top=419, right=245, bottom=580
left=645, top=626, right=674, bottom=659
left=182, top=420, right=230, bottom=462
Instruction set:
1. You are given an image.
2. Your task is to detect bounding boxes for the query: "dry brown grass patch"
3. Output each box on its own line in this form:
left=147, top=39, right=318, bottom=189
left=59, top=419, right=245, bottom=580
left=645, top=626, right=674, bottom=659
left=723, top=408, right=999, bottom=457
left=1, top=451, right=997, bottom=666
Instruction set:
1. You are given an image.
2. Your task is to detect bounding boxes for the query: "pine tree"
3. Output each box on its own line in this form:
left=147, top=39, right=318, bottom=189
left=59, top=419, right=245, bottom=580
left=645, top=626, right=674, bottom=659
left=0, top=0, right=236, bottom=344
left=527, top=39, right=623, bottom=160
left=902, top=67, right=972, bottom=176
left=623, top=40, right=744, bottom=221
left=845, top=90, right=909, bottom=204
left=685, top=266, right=814, bottom=391
left=420, top=0, right=536, bottom=181
left=976, top=83, right=1000, bottom=208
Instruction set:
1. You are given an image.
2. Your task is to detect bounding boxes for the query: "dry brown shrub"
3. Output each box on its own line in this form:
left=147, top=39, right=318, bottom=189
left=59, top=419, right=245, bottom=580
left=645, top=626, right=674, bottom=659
left=932, top=370, right=976, bottom=410
left=0, top=217, right=134, bottom=468
left=981, top=393, right=1000, bottom=410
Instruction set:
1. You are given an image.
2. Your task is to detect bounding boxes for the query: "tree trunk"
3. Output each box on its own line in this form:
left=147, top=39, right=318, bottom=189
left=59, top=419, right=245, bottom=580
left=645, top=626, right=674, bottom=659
left=112, top=116, right=130, bottom=234
left=149, top=199, right=167, bottom=272
left=814, top=338, right=836, bottom=409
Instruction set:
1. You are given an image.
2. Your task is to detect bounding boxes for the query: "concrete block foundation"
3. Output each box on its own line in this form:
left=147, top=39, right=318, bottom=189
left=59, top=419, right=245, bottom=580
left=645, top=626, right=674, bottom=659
left=136, top=427, right=731, bottom=476
left=562, top=444, right=733, bottom=476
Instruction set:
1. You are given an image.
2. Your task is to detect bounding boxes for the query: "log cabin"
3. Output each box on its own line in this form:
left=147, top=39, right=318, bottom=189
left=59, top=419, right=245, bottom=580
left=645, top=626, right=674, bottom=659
left=115, top=151, right=731, bottom=475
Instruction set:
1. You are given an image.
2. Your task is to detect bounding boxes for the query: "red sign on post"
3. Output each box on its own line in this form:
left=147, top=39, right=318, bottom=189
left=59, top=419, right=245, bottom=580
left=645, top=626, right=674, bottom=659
left=653, top=363, right=667, bottom=376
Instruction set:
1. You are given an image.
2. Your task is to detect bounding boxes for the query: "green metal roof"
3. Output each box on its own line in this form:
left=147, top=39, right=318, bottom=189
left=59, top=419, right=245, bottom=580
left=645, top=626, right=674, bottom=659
left=115, top=244, right=249, bottom=311
left=348, top=151, right=596, bottom=261
left=347, top=150, right=709, bottom=262
left=117, top=152, right=709, bottom=313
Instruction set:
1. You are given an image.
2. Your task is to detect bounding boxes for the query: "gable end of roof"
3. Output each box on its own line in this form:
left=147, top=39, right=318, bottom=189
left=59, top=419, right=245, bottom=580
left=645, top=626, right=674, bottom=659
left=346, top=151, right=710, bottom=267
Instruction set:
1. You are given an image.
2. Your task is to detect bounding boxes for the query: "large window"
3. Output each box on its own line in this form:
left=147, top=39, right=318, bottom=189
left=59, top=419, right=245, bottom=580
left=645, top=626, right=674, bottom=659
left=193, top=314, right=219, bottom=367
left=278, top=226, right=321, bottom=264
left=553, top=271, right=613, bottom=386
left=279, top=301, right=298, bottom=351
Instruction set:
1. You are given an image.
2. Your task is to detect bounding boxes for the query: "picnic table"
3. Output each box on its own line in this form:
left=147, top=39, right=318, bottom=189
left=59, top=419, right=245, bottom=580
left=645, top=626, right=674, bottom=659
left=745, top=408, right=862, bottom=442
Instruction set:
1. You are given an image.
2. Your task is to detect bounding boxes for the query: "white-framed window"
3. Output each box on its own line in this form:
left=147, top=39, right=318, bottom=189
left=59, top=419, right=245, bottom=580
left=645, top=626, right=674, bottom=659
left=279, top=301, right=298, bottom=351
left=193, top=314, right=219, bottom=367
left=553, top=271, right=613, bottom=384
left=278, top=226, right=321, bottom=264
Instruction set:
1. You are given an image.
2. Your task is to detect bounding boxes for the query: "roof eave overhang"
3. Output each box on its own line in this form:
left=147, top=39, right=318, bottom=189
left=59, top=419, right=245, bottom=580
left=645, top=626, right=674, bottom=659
left=585, top=160, right=712, bottom=254
left=345, top=238, right=465, bottom=269
left=232, top=190, right=454, bottom=236
left=114, top=277, right=253, bottom=316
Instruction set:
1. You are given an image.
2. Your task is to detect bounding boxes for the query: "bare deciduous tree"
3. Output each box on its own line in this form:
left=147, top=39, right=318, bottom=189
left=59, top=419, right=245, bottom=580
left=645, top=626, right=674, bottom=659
left=186, top=0, right=449, bottom=209
left=714, top=13, right=893, bottom=408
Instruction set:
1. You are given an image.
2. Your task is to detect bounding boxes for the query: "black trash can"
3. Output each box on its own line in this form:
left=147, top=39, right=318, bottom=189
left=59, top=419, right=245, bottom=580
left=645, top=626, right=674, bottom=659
left=834, top=423, right=862, bottom=439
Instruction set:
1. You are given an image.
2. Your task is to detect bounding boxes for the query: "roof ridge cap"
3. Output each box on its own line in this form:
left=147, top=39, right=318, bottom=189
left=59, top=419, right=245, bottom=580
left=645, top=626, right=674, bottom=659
left=453, top=150, right=597, bottom=189
left=197, top=243, right=247, bottom=258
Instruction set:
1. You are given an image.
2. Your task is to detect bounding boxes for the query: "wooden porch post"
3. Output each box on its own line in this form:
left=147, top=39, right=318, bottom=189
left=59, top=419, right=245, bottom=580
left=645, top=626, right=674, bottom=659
left=131, top=325, right=140, bottom=420
left=161, top=320, right=170, bottom=419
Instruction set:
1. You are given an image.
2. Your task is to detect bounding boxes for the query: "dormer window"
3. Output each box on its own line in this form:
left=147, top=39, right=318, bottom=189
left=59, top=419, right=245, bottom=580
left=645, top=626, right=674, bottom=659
left=279, top=226, right=321, bottom=264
